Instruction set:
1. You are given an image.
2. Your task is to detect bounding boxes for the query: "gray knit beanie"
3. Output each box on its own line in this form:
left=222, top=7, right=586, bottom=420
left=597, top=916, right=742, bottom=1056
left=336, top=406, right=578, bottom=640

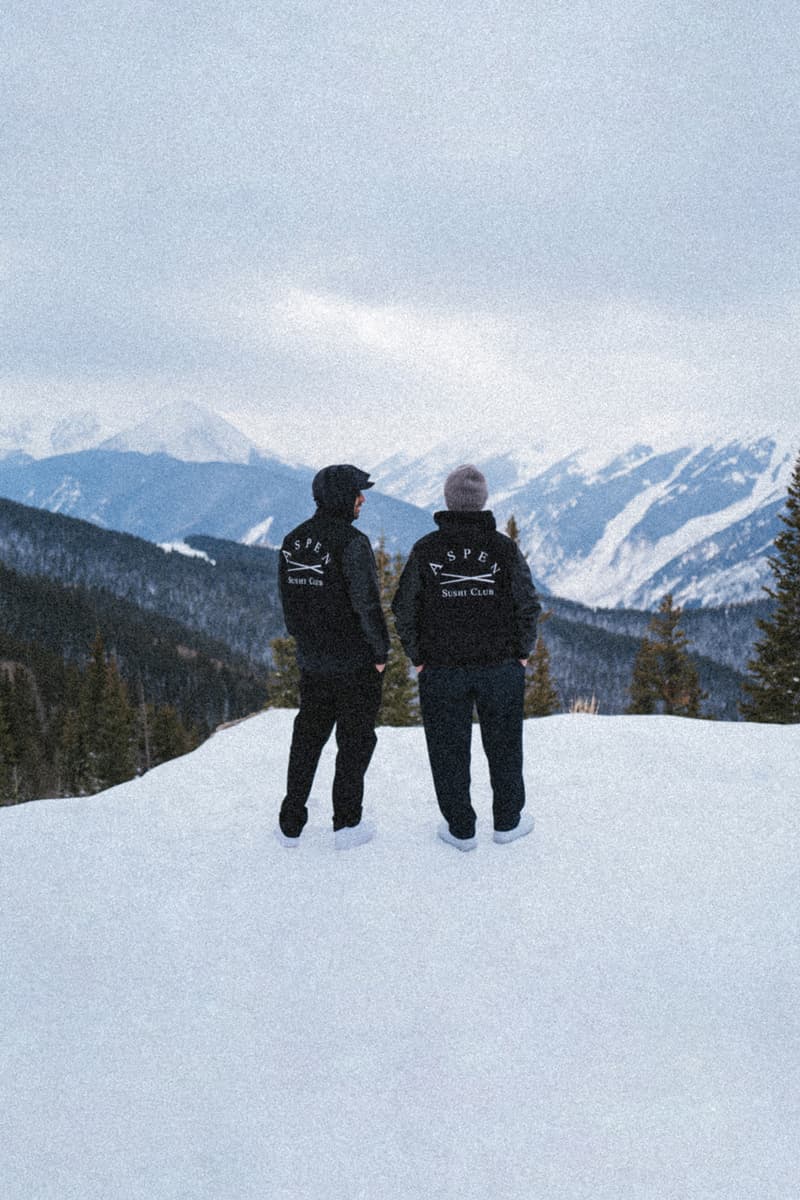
left=444, top=464, right=489, bottom=511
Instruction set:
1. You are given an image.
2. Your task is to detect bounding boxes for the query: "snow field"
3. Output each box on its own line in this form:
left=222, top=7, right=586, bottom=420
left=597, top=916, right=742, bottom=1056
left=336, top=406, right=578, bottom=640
left=2, top=711, right=798, bottom=1199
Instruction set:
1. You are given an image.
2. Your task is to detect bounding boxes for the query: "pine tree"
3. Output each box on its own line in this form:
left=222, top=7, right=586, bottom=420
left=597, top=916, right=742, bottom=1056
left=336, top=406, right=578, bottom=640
left=5, top=668, right=47, bottom=801
left=57, top=707, right=85, bottom=797
left=96, top=656, right=135, bottom=787
left=627, top=638, right=660, bottom=714
left=505, top=514, right=521, bottom=544
left=524, top=615, right=560, bottom=716
left=375, top=539, right=419, bottom=725
left=74, top=634, right=136, bottom=791
left=0, top=683, right=17, bottom=803
left=740, top=450, right=800, bottom=723
left=266, top=636, right=301, bottom=708
left=151, top=705, right=195, bottom=766
left=626, top=593, right=706, bottom=717
left=79, top=632, right=108, bottom=789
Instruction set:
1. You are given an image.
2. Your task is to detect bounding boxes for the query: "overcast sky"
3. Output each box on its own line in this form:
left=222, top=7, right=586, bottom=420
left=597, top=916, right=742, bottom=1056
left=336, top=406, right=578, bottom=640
left=3, top=0, right=798, bottom=462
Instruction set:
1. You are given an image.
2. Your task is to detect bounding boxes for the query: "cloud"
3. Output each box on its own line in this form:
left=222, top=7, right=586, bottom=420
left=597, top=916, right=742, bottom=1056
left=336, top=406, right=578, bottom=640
left=174, top=276, right=800, bottom=458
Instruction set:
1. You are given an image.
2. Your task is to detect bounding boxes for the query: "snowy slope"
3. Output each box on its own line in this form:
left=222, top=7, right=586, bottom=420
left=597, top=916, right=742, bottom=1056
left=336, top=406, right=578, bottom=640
left=2, top=712, right=798, bottom=1200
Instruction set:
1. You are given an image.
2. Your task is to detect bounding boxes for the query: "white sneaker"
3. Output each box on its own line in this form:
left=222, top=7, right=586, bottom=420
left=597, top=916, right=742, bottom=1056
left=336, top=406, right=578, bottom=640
left=334, top=821, right=376, bottom=850
left=493, top=813, right=534, bottom=844
left=275, top=828, right=301, bottom=847
left=437, top=823, right=477, bottom=852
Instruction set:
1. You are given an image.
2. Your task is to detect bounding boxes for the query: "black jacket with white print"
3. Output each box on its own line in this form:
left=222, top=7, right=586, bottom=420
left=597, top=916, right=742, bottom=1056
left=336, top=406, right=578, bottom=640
left=391, top=510, right=541, bottom=668
left=279, top=467, right=389, bottom=674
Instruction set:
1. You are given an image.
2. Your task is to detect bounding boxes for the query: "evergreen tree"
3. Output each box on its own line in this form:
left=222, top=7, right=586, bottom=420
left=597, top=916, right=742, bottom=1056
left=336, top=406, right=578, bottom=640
left=4, top=668, right=47, bottom=801
left=266, top=636, right=301, bottom=707
left=740, top=450, right=800, bottom=723
left=524, top=615, right=561, bottom=716
left=96, top=656, right=135, bottom=787
left=151, top=704, right=195, bottom=766
left=627, top=638, right=660, bottom=715
left=505, top=514, right=520, bottom=544
left=74, top=634, right=136, bottom=791
left=57, top=707, right=85, bottom=797
left=626, top=594, right=706, bottom=717
left=0, top=683, right=16, bottom=802
left=79, top=632, right=108, bottom=788
left=375, top=539, right=419, bottom=725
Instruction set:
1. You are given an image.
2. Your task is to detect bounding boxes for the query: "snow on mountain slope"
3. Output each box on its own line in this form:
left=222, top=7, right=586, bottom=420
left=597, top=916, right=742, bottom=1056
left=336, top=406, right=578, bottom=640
left=2, top=712, right=798, bottom=1199
left=0, top=407, right=116, bottom=459
left=374, top=433, right=799, bottom=607
left=99, top=399, right=260, bottom=464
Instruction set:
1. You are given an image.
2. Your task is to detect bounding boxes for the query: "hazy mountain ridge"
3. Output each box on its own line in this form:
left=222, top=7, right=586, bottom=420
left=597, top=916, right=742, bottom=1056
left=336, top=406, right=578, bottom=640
left=0, top=449, right=431, bottom=553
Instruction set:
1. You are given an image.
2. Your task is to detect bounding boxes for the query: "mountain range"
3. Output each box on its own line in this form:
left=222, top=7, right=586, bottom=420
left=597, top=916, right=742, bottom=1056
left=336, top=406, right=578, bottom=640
left=0, top=448, right=431, bottom=554
left=374, top=434, right=798, bottom=609
left=0, top=401, right=796, bottom=609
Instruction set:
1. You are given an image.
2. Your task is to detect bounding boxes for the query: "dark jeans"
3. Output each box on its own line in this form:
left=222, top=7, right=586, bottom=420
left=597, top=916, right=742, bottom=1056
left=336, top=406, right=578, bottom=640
left=280, top=667, right=383, bottom=835
left=419, top=661, right=526, bottom=840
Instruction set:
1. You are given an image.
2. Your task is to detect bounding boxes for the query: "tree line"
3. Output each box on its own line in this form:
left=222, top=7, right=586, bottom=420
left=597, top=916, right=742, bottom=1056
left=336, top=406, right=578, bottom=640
left=0, top=633, right=197, bottom=805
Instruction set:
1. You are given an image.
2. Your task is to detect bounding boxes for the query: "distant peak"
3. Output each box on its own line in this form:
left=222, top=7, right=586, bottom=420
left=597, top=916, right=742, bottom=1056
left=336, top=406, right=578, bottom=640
left=99, top=402, right=259, bottom=465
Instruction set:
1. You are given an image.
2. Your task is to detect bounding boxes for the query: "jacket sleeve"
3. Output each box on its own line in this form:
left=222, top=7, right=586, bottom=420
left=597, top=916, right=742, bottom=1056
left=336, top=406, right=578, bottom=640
left=511, top=546, right=542, bottom=657
left=341, top=537, right=390, bottom=663
left=391, top=548, right=425, bottom=667
left=277, top=557, right=298, bottom=637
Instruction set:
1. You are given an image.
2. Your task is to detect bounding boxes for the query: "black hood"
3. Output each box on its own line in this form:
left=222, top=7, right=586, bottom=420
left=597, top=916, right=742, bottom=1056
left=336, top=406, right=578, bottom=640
left=312, top=464, right=375, bottom=521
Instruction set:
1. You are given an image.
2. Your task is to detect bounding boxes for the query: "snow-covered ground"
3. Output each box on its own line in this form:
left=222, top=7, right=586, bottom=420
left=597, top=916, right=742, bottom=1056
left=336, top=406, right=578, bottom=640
left=2, top=712, right=798, bottom=1200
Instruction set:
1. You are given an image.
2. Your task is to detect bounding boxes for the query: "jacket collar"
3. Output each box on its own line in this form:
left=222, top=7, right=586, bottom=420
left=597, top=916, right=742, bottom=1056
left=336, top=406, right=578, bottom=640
left=433, top=510, right=497, bottom=534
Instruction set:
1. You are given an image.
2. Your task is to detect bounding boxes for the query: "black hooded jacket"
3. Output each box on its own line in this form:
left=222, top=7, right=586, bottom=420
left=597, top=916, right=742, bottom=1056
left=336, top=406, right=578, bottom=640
left=391, top=510, right=541, bottom=667
left=278, top=465, right=389, bottom=673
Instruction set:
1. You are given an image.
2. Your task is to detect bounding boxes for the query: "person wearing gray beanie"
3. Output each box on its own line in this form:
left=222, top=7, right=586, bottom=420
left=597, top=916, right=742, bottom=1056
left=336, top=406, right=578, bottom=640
left=392, top=467, right=541, bottom=851
left=443, top=464, right=489, bottom=512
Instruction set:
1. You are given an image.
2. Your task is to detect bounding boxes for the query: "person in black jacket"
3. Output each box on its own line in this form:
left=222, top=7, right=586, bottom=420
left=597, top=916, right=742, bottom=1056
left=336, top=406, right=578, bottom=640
left=277, top=464, right=389, bottom=849
left=392, top=465, right=541, bottom=851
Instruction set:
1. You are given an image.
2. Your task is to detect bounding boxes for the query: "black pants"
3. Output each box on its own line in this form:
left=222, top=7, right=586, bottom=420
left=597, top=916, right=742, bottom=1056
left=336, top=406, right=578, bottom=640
left=419, top=661, right=526, bottom=840
left=280, top=667, right=383, bottom=835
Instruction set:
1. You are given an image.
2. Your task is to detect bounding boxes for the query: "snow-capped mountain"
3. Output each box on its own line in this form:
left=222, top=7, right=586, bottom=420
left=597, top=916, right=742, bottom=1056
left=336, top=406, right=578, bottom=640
left=0, top=408, right=116, bottom=460
left=0, top=400, right=264, bottom=465
left=1, top=406, right=796, bottom=608
left=99, top=399, right=261, bottom=464
left=3, top=712, right=799, bottom=1198
left=374, top=434, right=799, bottom=609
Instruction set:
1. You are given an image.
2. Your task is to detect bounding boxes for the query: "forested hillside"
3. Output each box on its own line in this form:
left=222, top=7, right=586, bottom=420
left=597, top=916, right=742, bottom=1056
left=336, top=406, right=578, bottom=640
left=0, top=497, right=282, bottom=661
left=0, top=560, right=268, bottom=726
left=547, top=595, right=772, bottom=674
left=0, top=562, right=269, bottom=804
left=540, top=602, right=746, bottom=719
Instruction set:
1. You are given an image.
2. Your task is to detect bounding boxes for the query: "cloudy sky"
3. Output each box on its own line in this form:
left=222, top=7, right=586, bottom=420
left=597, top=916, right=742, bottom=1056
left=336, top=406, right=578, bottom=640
left=3, top=0, right=798, bottom=462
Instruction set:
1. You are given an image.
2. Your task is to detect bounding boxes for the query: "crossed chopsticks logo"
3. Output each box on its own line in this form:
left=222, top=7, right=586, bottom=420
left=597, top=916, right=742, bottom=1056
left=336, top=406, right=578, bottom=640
left=429, top=557, right=500, bottom=587
left=282, top=550, right=328, bottom=576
